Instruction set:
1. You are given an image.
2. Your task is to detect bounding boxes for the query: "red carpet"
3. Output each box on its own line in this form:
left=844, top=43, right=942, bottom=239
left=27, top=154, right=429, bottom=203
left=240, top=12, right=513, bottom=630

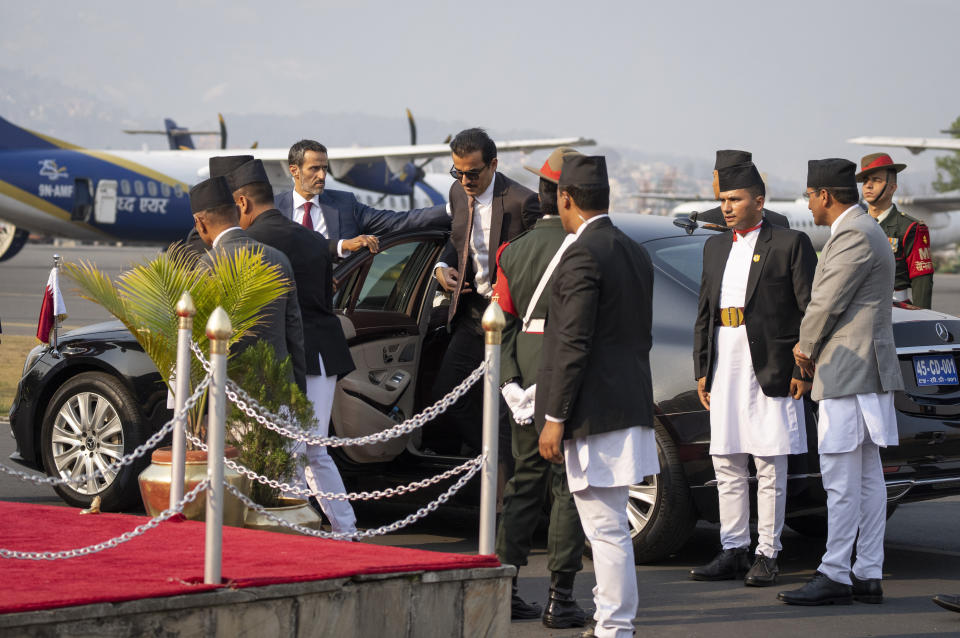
left=0, top=501, right=499, bottom=614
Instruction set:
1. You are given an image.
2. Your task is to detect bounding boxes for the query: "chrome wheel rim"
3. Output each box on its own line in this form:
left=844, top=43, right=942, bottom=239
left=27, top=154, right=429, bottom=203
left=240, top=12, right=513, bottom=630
left=51, top=391, right=123, bottom=495
left=627, top=474, right=659, bottom=538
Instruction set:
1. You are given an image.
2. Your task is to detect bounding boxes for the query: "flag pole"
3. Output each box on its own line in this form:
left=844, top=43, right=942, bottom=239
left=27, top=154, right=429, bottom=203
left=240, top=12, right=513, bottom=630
left=51, top=254, right=62, bottom=355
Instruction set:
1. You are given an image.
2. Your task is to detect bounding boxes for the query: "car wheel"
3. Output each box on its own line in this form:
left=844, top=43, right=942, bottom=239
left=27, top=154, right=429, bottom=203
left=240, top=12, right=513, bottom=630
left=787, top=504, right=899, bottom=539
left=40, top=372, right=149, bottom=511
left=585, top=425, right=698, bottom=564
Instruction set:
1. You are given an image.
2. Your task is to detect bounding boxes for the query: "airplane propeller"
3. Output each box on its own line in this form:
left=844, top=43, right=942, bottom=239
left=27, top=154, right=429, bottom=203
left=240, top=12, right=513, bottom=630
left=376, top=109, right=451, bottom=209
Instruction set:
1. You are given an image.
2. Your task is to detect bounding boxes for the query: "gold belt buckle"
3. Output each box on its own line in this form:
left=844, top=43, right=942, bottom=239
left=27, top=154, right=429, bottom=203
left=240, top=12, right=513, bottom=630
left=720, top=307, right=744, bottom=328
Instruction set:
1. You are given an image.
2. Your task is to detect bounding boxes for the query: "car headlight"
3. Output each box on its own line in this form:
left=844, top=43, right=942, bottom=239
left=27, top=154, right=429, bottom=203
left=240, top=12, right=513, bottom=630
left=21, top=344, right=47, bottom=377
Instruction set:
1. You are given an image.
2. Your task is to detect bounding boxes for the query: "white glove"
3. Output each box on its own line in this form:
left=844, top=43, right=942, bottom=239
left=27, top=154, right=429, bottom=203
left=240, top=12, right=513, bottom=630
left=501, top=381, right=534, bottom=425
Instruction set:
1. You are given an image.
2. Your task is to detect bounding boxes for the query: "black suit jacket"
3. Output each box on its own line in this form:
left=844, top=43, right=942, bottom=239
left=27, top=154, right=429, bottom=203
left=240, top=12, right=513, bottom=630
left=244, top=209, right=355, bottom=378
left=693, top=219, right=817, bottom=396
left=697, top=206, right=790, bottom=229
left=535, top=217, right=655, bottom=440
left=439, top=172, right=540, bottom=326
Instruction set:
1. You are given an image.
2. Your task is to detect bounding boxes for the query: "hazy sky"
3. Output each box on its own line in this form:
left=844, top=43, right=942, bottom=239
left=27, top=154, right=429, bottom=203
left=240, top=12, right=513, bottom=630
left=3, top=0, right=959, bottom=186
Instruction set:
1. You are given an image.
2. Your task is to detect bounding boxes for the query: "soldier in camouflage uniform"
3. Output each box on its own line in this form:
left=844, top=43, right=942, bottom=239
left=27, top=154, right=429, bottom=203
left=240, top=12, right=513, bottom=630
left=492, top=147, right=587, bottom=629
left=857, top=153, right=934, bottom=308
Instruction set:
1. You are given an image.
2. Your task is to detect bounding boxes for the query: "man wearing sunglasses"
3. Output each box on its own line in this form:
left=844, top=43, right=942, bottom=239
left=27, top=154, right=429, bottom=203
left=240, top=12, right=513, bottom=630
left=431, top=128, right=541, bottom=514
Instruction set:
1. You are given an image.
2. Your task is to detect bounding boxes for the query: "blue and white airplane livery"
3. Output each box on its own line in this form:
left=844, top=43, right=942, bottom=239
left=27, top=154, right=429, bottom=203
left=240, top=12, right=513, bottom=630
left=0, top=115, right=594, bottom=262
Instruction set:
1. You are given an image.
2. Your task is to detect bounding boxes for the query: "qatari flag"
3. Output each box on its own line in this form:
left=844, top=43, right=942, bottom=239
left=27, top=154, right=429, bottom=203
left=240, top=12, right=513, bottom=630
left=36, top=267, right=67, bottom=343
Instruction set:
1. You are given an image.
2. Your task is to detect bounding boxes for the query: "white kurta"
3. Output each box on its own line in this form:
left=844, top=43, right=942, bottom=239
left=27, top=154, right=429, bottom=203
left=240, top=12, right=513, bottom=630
left=564, top=425, right=660, bottom=493
left=709, top=228, right=807, bottom=456
left=817, top=392, right=898, bottom=453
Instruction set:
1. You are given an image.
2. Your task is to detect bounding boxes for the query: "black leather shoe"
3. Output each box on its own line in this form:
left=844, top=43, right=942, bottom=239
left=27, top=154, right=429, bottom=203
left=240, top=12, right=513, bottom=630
left=690, top=547, right=751, bottom=581
left=542, top=572, right=587, bottom=629
left=511, top=574, right=542, bottom=620
left=851, top=573, right=883, bottom=604
left=744, top=554, right=779, bottom=587
left=932, top=594, right=960, bottom=613
left=777, top=572, right=853, bottom=606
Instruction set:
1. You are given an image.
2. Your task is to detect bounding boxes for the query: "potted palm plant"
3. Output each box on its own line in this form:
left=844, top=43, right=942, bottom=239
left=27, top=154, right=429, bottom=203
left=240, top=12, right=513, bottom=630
left=228, top=341, right=323, bottom=533
left=65, top=244, right=292, bottom=524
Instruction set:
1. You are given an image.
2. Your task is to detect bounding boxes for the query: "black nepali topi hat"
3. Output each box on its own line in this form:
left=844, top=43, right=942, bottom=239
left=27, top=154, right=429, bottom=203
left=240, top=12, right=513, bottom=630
left=209, top=155, right=254, bottom=178
left=807, top=158, right=857, bottom=189
left=717, top=161, right=763, bottom=191
left=189, top=176, right=235, bottom=214
left=559, top=155, right=608, bottom=189
left=855, top=152, right=907, bottom=182
left=714, top=149, right=752, bottom=171
left=227, top=159, right=270, bottom=192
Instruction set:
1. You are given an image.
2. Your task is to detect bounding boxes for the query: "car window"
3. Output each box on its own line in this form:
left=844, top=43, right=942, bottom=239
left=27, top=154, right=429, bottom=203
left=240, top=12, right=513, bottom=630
left=352, top=241, right=437, bottom=314
left=643, top=235, right=709, bottom=292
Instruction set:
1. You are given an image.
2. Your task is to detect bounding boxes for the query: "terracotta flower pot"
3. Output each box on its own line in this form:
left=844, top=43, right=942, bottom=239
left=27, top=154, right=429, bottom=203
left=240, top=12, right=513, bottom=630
left=243, top=496, right=323, bottom=535
left=138, top=446, right=249, bottom=526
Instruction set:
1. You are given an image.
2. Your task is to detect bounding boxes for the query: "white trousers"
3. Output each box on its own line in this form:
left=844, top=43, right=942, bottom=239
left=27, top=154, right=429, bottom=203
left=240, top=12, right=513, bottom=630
left=712, top=454, right=787, bottom=558
left=571, top=484, right=636, bottom=638
left=299, top=365, right=357, bottom=534
left=817, top=439, right=886, bottom=584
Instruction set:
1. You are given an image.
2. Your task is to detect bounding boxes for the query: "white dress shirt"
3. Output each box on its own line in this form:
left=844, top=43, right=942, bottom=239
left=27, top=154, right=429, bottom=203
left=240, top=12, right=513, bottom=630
left=434, top=176, right=497, bottom=298
left=292, top=191, right=347, bottom=257
left=212, top=226, right=243, bottom=249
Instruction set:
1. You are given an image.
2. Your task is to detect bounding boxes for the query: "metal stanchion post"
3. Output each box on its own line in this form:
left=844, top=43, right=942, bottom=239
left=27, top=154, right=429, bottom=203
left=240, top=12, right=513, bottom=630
left=479, top=301, right=505, bottom=555
left=169, top=291, right=196, bottom=510
left=204, top=307, right=231, bottom=585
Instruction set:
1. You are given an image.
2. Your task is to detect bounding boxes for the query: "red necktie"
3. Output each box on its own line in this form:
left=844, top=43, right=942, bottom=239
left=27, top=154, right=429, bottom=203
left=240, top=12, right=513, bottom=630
left=732, top=221, right=762, bottom=242
left=302, top=201, right=314, bottom=230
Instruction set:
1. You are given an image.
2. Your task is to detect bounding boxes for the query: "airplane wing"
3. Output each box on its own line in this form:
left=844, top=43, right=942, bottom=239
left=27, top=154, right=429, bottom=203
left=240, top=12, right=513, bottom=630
left=896, top=194, right=960, bottom=213
left=847, top=136, right=960, bottom=154
left=158, top=136, right=596, bottom=183
left=623, top=192, right=707, bottom=201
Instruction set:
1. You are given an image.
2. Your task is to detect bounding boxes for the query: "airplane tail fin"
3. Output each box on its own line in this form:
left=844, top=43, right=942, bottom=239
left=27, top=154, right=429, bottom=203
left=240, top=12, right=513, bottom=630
left=0, top=115, right=79, bottom=151
left=164, top=118, right=195, bottom=150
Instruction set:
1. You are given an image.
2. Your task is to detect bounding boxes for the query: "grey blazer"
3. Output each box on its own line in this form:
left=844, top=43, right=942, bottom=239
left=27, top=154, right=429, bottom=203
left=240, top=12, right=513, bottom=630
left=204, top=228, right=307, bottom=392
left=797, top=207, right=904, bottom=401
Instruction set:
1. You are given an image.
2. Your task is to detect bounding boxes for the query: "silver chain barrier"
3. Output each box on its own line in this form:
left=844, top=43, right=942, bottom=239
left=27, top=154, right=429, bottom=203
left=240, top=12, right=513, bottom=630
left=0, top=480, right=209, bottom=560
left=0, top=376, right=211, bottom=488
left=223, top=456, right=484, bottom=540
left=191, top=340, right=485, bottom=448
left=185, top=428, right=481, bottom=501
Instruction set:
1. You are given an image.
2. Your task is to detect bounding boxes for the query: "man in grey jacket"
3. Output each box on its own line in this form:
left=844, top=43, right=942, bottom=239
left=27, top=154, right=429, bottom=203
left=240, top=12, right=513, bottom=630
left=778, top=159, right=903, bottom=606
left=190, top=176, right=307, bottom=392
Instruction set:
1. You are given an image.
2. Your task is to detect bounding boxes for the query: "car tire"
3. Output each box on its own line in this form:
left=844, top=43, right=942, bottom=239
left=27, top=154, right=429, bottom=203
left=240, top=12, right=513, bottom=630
left=40, top=371, right=149, bottom=511
left=787, top=503, right=899, bottom=539
left=584, top=425, right=698, bottom=564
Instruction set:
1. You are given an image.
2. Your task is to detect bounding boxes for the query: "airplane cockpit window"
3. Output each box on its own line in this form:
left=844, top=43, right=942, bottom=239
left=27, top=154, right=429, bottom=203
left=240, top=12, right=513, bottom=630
left=147, top=181, right=158, bottom=197
left=134, top=180, right=145, bottom=196
left=160, top=183, right=171, bottom=198
left=120, top=180, right=131, bottom=195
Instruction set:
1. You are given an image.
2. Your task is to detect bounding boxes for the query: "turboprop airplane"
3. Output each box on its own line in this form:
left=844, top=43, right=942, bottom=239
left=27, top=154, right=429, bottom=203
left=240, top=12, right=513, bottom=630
left=0, top=114, right=594, bottom=262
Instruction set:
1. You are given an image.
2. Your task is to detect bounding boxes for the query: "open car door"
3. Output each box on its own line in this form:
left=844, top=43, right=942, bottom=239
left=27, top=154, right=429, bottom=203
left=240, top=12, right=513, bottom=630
left=331, top=230, right=448, bottom=463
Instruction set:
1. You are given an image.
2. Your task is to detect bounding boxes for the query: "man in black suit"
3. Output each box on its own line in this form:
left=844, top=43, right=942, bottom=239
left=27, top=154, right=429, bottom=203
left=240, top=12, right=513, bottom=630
left=189, top=176, right=307, bottom=392
left=691, top=160, right=816, bottom=586
left=274, top=139, right=449, bottom=254
left=696, top=150, right=790, bottom=229
left=224, top=158, right=359, bottom=534
left=537, top=155, right=658, bottom=638
left=431, top=128, right=541, bottom=480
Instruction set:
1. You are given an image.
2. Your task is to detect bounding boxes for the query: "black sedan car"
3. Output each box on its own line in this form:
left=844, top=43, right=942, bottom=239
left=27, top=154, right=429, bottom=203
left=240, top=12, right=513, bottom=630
left=9, top=215, right=960, bottom=562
